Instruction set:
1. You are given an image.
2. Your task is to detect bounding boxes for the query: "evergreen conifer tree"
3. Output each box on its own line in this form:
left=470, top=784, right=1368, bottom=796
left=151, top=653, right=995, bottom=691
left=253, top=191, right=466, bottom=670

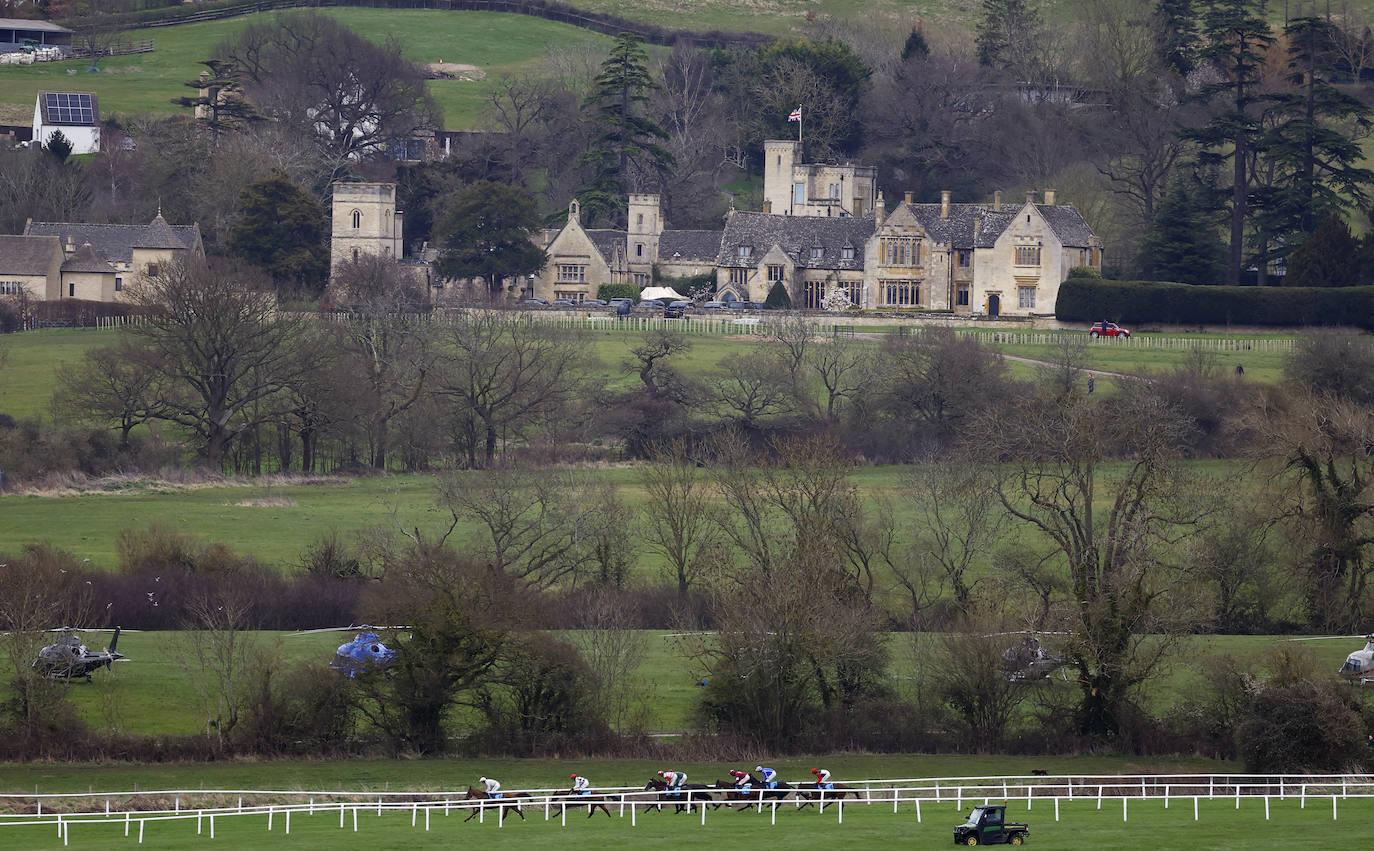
left=1138, top=181, right=1226, bottom=284
left=1252, top=17, right=1374, bottom=266
left=1189, top=0, right=1273, bottom=284
left=765, top=281, right=792, bottom=309
left=1284, top=214, right=1359, bottom=286
left=577, top=34, right=674, bottom=227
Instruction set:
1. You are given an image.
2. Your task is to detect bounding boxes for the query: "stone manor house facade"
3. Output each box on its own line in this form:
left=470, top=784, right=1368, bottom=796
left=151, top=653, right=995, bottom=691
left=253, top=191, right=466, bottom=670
left=331, top=141, right=1104, bottom=318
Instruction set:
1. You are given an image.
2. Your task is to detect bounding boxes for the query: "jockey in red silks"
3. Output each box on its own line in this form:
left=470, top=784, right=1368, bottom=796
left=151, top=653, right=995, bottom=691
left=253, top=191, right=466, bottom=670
left=811, top=768, right=833, bottom=790
left=729, top=769, right=751, bottom=790
left=657, top=770, right=686, bottom=790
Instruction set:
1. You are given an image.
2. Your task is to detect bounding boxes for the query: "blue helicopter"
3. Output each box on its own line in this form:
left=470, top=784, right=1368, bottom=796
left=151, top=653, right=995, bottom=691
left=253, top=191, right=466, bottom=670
left=289, top=625, right=405, bottom=677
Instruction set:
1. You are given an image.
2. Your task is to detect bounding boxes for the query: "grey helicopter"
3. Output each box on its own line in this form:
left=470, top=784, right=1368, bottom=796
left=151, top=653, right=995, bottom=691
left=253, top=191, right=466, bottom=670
left=33, top=627, right=129, bottom=681
left=990, top=631, right=1072, bottom=683
left=1284, top=634, right=1374, bottom=685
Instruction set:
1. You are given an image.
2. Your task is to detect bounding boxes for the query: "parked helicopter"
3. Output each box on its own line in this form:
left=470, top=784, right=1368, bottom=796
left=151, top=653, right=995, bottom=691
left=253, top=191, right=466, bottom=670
left=33, top=627, right=129, bottom=681
left=1283, top=634, right=1374, bottom=685
left=991, top=632, right=1071, bottom=683
left=289, top=625, right=405, bottom=677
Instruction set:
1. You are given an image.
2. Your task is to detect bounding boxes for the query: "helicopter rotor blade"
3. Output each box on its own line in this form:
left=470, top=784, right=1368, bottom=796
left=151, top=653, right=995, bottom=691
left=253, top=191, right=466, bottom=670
left=1279, top=635, right=1370, bottom=642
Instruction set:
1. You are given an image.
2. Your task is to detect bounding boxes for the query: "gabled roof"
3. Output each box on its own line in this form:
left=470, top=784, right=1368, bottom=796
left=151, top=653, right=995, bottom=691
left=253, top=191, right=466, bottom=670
left=61, top=243, right=117, bottom=274
left=717, top=212, right=874, bottom=270
left=1036, top=204, right=1100, bottom=247
left=883, top=202, right=1016, bottom=249
left=0, top=18, right=73, bottom=34
left=25, top=216, right=200, bottom=264
left=35, top=92, right=97, bottom=127
left=586, top=229, right=627, bottom=265
left=0, top=234, right=60, bottom=275
left=659, top=229, right=721, bottom=263
left=134, top=214, right=186, bottom=250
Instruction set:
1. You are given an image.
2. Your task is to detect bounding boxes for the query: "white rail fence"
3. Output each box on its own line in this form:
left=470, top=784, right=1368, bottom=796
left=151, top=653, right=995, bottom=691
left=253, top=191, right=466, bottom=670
left=2, top=773, right=1371, bottom=843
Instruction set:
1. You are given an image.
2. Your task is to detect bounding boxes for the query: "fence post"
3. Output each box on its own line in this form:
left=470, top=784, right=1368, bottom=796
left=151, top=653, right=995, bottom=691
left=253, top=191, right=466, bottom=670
left=1097, top=785, right=1103, bottom=809
left=354, top=807, right=358, bottom=832
left=1194, top=797, right=1198, bottom=821
left=210, top=815, right=215, bottom=839
left=285, top=809, right=290, bottom=835
left=838, top=800, right=843, bottom=824
left=138, top=820, right=144, bottom=844
left=1054, top=797, right=1059, bottom=821
left=1123, top=797, right=1127, bottom=822
left=916, top=798, right=922, bottom=823
left=1333, top=795, right=1338, bottom=820
left=1265, top=796, right=1270, bottom=820
left=268, top=807, right=273, bottom=831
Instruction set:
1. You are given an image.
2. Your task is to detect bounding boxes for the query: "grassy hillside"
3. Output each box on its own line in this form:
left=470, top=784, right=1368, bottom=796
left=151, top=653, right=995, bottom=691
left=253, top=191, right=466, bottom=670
left=0, top=10, right=611, bottom=130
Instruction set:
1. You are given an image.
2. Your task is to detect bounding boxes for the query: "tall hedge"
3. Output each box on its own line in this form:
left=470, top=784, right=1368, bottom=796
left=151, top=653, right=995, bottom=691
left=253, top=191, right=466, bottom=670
left=597, top=283, right=638, bottom=302
left=1056, top=279, right=1374, bottom=330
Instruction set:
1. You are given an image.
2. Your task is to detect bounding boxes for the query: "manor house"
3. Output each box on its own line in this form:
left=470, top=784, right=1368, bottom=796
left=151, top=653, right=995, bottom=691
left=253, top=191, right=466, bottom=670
left=530, top=141, right=1103, bottom=317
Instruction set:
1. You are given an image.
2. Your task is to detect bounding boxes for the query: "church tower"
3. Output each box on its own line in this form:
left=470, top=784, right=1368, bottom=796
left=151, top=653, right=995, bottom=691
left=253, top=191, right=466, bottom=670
left=330, top=183, right=404, bottom=273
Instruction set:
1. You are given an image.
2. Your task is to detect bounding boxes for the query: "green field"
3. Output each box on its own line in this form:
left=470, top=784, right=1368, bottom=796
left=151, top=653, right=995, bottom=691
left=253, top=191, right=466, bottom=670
left=0, top=10, right=612, bottom=130
left=0, top=784, right=1370, bottom=849
left=0, top=325, right=1298, bottom=422
left=9, top=628, right=1364, bottom=739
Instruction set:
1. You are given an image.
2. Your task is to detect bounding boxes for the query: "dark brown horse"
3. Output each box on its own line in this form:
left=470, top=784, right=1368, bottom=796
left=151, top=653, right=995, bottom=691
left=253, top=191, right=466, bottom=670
left=796, top=781, right=858, bottom=811
left=713, top=774, right=794, bottom=809
left=644, top=778, right=714, bottom=813
left=461, top=786, right=527, bottom=822
left=557, top=788, right=613, bottom=818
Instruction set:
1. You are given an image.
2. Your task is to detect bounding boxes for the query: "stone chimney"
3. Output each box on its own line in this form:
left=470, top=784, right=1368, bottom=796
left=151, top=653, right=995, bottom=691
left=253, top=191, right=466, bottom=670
left=903, top=191, right=914, bottom=204
left=763, top=200, right=772, bottom=214
left=1026, top=190, right=1036, bottom=204
left=941, top=190, right=950, bottom=219
left=973, top=217, right=981, bottom=242
left=993, top=190, right=1002, bottom=210
left=64, top=236, right=75, bottom=256
left=1044, top=189, right=1056, bottom=205
left=874, top=191, right=885, bottom=223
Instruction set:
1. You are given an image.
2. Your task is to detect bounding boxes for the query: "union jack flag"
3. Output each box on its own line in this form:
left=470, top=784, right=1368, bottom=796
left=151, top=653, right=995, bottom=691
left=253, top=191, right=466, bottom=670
left=787, top=107, right=801, bottom=122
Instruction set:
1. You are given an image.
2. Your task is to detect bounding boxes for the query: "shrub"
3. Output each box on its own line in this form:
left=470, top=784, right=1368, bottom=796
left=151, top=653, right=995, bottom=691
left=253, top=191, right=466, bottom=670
left=1237, top=679, right=1367, bottom=772
left=1066, top=266, right=1101, bottom=279
left=765, top=281, right=792, bottom=309
left=1056, top=279, right=1374, bottom=329
left=597, top=283, right=638, bottom=302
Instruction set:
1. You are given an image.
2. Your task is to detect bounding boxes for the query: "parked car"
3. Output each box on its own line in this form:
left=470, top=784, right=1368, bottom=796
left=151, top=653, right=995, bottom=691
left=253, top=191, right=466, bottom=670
left=1089, top=321, right=1130, bottom=338
left=638, top=298, right=668, bottom=309
left=607, top=297, right=635, bottom=309
left=664, top=300, right=690, bottom=318
left=702, top=301, right=727, bottom=310
left=551, top=298, right=578, bottom=307
left=583, top=299, right=608, bottom=306
left=523, top=298, right=549, bottom=307
left=734, top=301, right=763, bottom=310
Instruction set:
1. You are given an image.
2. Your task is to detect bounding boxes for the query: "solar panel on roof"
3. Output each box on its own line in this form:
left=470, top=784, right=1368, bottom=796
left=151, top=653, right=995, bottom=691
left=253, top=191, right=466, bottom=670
left=43, top=92, right=93, bottom=125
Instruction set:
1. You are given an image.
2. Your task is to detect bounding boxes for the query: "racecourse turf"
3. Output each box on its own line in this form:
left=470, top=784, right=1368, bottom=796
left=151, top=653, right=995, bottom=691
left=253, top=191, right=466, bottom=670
left=0, top=786, right=1369, bottom=849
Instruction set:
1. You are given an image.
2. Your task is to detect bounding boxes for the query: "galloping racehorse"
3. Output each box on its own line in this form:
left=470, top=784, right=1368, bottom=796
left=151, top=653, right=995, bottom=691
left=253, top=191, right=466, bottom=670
left=461, top=786, right=527, bottom=822
left=797, top=781, right=858, bottom=811
left=558, top=788, right=613, bottom=818
left=644, top=777, right=714, bottom=813
left=714, top=774, right=794, bottom=809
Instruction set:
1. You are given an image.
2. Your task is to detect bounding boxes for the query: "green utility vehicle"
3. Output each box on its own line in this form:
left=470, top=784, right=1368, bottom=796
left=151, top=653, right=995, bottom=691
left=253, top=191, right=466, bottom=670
left=953, top=804, right=1030, bottom=845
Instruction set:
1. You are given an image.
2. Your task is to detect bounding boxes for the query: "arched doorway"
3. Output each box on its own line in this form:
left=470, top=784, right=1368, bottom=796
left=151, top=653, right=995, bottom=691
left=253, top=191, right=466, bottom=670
left=988, top=293, right=1001, bottom=317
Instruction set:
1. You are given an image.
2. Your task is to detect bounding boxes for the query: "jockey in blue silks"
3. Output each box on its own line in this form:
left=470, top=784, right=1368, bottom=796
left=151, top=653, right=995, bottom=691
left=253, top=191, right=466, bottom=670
left=756, top=766, right=779, bottom=789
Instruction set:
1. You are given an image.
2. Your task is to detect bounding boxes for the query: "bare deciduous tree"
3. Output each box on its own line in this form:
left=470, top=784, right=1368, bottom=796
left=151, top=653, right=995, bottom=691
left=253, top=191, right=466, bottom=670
left=436, top=311, right=585, bottom=468
left=125, top=257, right=317, bottom=469
left=903, top=462, right=1009, bottom=611
left=639, top=440, right=723, bottom=594
left=177, top=587, right=260, bottom=751
left=54, top=338, right=165, bottom=450
left=974, top=391, right=1215, bottom=736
